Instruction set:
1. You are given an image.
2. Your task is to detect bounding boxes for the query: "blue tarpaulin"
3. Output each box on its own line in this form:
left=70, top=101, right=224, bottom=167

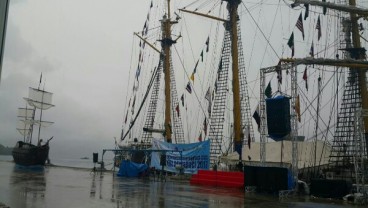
left=151, top=139, right=210, bottom=174
left=117, top=160, right=148, bottom=177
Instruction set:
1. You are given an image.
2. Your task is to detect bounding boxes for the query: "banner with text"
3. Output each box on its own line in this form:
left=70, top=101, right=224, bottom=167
left=151, top=139, right=210, bottom=174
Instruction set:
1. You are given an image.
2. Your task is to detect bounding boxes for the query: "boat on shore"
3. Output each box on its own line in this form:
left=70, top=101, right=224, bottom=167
left=12, top=76, right=55, bottom=166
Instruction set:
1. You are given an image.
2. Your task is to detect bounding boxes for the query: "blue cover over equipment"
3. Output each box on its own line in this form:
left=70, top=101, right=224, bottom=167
left=117, top=160, right=148, bottom=177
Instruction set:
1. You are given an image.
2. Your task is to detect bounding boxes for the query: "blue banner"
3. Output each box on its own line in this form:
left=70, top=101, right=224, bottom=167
left=150, top=139, right=210, bottom=174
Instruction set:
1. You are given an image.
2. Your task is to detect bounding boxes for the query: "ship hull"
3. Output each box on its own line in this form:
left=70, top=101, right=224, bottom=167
left=12, top=141, right=49, bottom=166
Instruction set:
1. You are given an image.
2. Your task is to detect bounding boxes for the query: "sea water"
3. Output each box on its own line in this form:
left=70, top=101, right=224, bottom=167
left=0, top=155, right=114, bottom=170
left=0, top=156, right=357, bottom=208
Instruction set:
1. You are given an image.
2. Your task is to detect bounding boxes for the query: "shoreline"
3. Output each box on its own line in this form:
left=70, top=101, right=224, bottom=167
left=0, top=202, right=9, bottom=208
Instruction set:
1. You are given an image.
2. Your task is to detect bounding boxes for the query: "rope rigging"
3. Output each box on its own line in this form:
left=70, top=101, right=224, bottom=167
left=121, top=58, right=162, bottom=141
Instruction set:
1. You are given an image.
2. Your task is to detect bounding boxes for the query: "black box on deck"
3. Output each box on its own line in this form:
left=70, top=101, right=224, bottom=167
left=244, top=166, right=291, bottom=193
left=93, top=152, right=98, bottom=163
left=266, top=96, right=291, bottom=140
left=310, top=179, right=352, bottom=199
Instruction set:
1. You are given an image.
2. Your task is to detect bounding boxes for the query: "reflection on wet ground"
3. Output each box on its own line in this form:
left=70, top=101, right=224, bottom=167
left=9, top=166, right=46, bottom=208
left=0, top=161, right=357, bottom=208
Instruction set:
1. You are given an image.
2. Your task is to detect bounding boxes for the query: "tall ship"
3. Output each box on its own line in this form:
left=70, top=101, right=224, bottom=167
left=118, top=0, right=254, bottom=167
left=12, top=76, right=55, bottom=166
left=246, top=0, right=368, bottom=201
left=118, top=0, right=368, bottom=201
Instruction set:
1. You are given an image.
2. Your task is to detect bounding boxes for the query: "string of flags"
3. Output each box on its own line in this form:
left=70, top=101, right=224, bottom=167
left=135, top=1, right=154, bottom=81
left=175, top=36, right=212, bottom=128
left=173, top=36, right=212, bottom=138
left=287, top=10, right=322, bottom=58
left=124, top=1, right=155, bottom=126
left=190, top=36, right=210, bottom=83
left=276, top=5, right=327, bottom=125
left=281, top=6, right=323, bottom=97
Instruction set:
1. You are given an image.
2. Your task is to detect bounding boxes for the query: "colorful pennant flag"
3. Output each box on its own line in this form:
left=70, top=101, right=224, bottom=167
left=175, top=104, right=180, bottom=117
left=265, top=82, right=272, bottom=98
left=252, top=105, right=260, bottom=132
left=198, top=132, right=202, bottom=142
left=296, top=12, right=304, bottom=40
left=193, top=60, right=199, bottom=74
left=205, top=36, right=210, bottom=52
left=316, top=16, right=321, bottom=41
left=136, top=65, right=141, bottom=79
left=287, top=32, right=294, bottom=57
left=190, top=73, right=195, bottom=82
left=180, top=94, right=184, bottom=106
left=185, top=82, right=192, bottom=93
left=303, top=67, right=308, bottom=91
left=309, top=41, right=314, bottom=57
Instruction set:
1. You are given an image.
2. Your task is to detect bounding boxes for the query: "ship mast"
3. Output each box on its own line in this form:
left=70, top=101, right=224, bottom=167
left=226, top=0, right=243, bottom=156
left=278, top=0, right=368, bottom=191
left=293, top=1, right=368, bottom=123
left=180, top=0, right=249, bottom=161
left=162, top=0, right=176, bottom=143
left=348, top=0, right=368, bottom=149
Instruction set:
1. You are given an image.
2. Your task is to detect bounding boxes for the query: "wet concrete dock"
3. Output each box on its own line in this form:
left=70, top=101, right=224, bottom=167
left=0, top=160, right=356, bottom=208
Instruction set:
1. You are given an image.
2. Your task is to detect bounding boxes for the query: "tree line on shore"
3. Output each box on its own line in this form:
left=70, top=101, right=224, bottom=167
left=0, top=144, right=12, bottom=155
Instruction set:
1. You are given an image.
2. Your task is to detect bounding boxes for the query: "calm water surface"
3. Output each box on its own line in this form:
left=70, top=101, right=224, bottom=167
left=0, top=156, right=357, bottom=208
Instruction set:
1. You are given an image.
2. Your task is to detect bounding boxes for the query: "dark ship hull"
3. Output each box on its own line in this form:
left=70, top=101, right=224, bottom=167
left=12, top=141, right=49, bottom=166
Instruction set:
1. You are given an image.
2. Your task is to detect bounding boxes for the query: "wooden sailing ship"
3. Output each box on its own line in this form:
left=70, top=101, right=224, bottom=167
left=12, top=76, right=55, bottom=166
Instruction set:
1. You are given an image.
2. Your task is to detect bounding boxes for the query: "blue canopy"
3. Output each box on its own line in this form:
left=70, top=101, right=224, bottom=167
left=117, top=160, right=148, bottom=177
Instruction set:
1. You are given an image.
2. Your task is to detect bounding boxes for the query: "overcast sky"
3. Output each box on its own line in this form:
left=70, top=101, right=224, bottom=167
left=0, top=0, right=305, bottom=159
left=0, top=0, right=155, bottom=158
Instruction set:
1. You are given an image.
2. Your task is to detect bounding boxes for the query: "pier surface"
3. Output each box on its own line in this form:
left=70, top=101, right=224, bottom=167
left=0, top=160, right=356, bottom=208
